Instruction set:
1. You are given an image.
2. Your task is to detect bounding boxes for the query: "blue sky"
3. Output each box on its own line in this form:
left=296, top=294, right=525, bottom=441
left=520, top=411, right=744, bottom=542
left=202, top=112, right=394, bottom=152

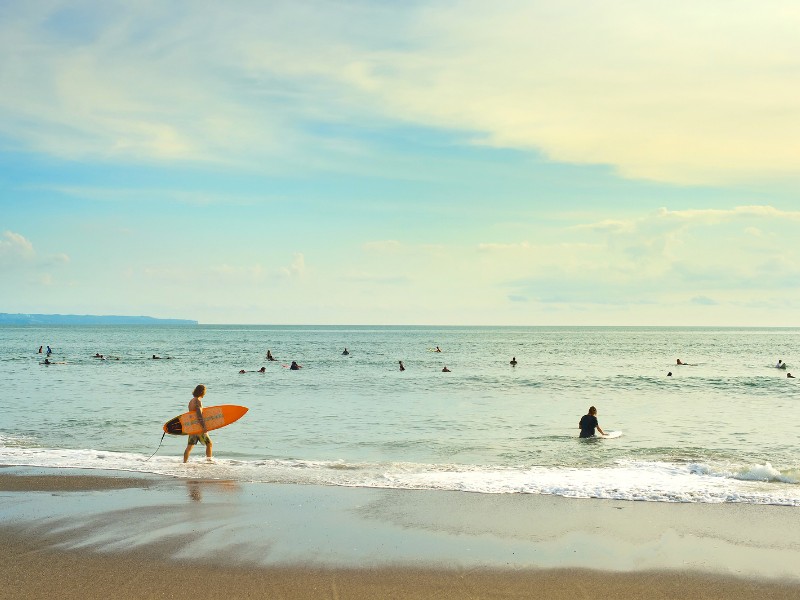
left=2, top=1, right=799, bottom=325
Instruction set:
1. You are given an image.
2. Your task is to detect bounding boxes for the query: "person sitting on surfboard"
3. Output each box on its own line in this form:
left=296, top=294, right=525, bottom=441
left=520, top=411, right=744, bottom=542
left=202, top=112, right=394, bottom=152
left=510, top=357, right=517, bottom=366
left=184, top=384, right=212, bottom=463
left=342, top=348, right=349, bottom=355
left=579, top=406, right=605, bottom=438
left=399, top=360, right=405, bottom=371
left=442, top=366, right=450, bottom=372
left=435, top=346, right=442, bottom=353
left=267, top=350, right=276, bottom=361
left=788, top=372, right=795, bottom=378
left=290, top=361, right=301, bottom=370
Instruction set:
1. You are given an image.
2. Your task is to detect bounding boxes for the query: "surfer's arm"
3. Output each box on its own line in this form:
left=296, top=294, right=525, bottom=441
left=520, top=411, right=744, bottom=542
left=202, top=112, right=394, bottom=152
left=596, top=425, right=605, bottom=436
left=194, top=406, right=207, bottom=432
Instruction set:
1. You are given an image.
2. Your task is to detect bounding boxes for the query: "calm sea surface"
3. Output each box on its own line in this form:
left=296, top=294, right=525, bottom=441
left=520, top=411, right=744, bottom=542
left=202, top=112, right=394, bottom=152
left=1, top=325, right=798, bottom=504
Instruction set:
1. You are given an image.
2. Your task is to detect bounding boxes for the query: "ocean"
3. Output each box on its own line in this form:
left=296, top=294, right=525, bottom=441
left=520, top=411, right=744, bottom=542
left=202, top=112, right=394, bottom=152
left=1, top=325, right=798, bottom=505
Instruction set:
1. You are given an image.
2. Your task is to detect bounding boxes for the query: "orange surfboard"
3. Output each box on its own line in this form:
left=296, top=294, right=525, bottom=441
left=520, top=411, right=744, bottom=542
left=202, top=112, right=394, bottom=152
left=163, top=405, right=248, bottom=436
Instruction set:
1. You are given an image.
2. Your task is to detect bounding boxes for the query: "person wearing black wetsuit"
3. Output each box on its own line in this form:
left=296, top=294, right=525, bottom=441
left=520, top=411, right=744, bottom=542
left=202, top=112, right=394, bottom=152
left=579, top=406, right=605, bottom=438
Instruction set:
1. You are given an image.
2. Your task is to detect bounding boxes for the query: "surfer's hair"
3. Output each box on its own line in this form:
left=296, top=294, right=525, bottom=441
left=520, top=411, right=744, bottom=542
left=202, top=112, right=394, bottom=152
left=588, top=406, right=597, bottom=415
left=193, top=384, right=206, bottom=398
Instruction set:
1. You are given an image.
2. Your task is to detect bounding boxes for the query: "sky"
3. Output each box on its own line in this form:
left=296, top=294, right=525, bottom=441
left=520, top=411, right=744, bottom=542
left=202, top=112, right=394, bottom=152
left=1, top=1, right=799, bottom=325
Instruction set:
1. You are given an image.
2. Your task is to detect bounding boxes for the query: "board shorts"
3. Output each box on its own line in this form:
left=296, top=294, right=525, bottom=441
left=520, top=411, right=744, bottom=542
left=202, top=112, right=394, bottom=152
left=187, top=433, right=211, bottom=446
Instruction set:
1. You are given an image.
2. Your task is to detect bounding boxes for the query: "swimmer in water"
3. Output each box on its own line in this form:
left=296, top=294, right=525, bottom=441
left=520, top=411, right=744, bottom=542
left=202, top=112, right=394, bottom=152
left=267, top=350, right=276, bottom=361
left=442, top=366, right=450, bottom=372
left=510, top=357, right=517, bottom=366
left=399, top=360, right=405, bottom=371
left=258, top=367, right=266, bottom=373
left=788, top=373, right=795, bottom=379
left=290, top=361, right=302, bottom=370
left=578, top=406, right=606, bottom=438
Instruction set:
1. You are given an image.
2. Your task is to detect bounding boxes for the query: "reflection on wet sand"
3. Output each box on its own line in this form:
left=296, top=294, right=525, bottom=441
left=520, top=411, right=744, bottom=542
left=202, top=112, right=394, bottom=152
left=186, top=479, right=240, bottom=502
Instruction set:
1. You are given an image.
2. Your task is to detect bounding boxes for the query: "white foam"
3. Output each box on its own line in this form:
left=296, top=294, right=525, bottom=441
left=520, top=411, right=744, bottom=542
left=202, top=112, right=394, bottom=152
left=1, top=446, right=798, bottom=506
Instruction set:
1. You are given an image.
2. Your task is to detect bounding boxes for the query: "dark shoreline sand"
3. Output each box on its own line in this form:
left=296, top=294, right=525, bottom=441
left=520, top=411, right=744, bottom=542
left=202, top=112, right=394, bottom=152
left=2, top=467, right=799, bottom=599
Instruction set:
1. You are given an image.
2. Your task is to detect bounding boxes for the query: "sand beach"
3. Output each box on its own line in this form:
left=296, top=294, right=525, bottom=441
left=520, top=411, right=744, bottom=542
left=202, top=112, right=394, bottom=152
left=2, top=466, right=799, bottom=599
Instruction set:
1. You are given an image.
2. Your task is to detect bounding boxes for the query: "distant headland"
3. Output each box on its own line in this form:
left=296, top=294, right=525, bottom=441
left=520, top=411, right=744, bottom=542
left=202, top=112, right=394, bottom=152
left=0, top=313, right=198, bottom=325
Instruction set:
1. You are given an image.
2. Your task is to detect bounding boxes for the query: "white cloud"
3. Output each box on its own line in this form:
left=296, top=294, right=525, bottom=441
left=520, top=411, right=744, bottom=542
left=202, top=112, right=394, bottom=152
left=0, top=231, right=35, bottom=262
left=658, top=206, right=800, bottom=223
left=279, top=253, right=305, bottom=278
left=477, top=241, right=531, bottom=252
left=2, top=2, right=799, bottom=184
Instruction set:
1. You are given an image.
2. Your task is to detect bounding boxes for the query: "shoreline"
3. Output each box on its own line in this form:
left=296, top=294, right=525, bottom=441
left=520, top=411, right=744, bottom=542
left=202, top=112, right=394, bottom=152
left=2, top=466, right=800, bottom=598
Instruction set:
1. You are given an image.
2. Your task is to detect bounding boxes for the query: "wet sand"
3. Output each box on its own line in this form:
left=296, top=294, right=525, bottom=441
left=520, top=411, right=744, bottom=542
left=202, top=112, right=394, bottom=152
left=1, top=468, right=799, bottom=599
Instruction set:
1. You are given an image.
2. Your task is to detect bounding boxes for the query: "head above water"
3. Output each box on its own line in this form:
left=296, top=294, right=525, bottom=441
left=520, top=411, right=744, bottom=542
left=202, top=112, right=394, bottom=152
left=588, top=406, right=597, bottom=416
left=193, top=384, right=206, bottom=398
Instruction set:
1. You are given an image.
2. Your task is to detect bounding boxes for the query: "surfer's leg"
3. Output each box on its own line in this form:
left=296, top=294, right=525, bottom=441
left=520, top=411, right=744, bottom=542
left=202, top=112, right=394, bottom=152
left=183, top=444, right=193, bottom=462
left=205, top=437, right=213, bottom=458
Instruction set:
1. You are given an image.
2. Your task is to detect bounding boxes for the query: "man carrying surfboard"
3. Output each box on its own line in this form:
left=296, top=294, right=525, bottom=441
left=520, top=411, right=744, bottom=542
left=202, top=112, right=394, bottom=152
left=183, top=384, right=212, bottom=463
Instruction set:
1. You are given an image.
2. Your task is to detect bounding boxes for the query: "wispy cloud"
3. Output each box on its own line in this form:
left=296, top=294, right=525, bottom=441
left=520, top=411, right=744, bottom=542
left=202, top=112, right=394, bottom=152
left=477, top=241, right=531, bottom=252
left=278, top=253, right=306, bottom=278
left=2, top=3, right=799, bottom=184
left=0, top=230, right=70, bottom=270
left=0, top=231, right=35, bottom=262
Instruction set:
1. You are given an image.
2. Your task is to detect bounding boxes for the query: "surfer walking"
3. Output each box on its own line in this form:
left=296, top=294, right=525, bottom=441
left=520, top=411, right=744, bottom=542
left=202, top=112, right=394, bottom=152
left=579, top=406, right=605, bottom=438
left=183, top=384, right=212, bottom=463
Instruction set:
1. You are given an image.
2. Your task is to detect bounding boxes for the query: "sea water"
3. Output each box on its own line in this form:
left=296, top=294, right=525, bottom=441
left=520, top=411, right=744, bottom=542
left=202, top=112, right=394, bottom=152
left=1, top=325, right=798, bottom=505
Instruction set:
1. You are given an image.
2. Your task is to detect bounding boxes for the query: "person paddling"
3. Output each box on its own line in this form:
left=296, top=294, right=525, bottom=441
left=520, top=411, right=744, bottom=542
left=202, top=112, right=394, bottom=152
left=579, top=406, right=606, bottom=438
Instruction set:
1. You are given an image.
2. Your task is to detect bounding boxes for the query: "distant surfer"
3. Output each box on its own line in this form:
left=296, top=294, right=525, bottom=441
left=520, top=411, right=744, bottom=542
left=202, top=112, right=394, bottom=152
left=579, top=406, right=605, bottom=438
left=43, top=358, right=51, bottom=365
left=788, top=372, right=795, bottom=379
left=239, top=369, right=247, bottom=374
left=342, top=348, right=349, bottom=356
left=667, top=371, right=673, bottom=377
left=676, top=359, right=686, bottom=365
left=510, top=357, right=517, bottom=366
left=776, top=359, right=787, bottom=369
left=184, top=384, right=212, bottom=463
left=258, top=367, right=266, bottom=373
left=435, top=346, right=442, bottom=353
left=267, top=350, right=276, bottom=361
left=46, top=346, right=52, bottom=356
left=38, top=346, right=43, bottom=354
left=152, top=354, right=161, bottom=360
left=399, top=360, right=405, bottom=371
left=290, top=361, right=302, bottom=370
left=442, top=366, right=450, bottom=372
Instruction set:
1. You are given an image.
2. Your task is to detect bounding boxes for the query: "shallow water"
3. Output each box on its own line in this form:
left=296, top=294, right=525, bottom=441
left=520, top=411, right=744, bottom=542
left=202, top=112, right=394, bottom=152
left=1, top=325, right=798, bottom=504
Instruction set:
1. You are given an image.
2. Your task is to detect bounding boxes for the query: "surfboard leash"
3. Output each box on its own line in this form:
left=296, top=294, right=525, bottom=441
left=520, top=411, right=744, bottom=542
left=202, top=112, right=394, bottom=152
left=144, top=432, right=167, bottom=462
